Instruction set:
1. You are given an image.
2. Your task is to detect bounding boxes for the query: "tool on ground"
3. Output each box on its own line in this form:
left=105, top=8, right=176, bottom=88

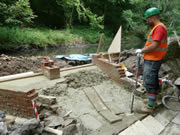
left=130, top=54, right=141, bottom=113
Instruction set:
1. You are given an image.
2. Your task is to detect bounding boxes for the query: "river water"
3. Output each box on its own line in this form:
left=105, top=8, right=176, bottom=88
left=6, top=40, right=144, bottom=56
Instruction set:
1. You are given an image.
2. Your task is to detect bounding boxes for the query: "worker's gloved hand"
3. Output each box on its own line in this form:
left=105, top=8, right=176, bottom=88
left=135, top=49, right=142, bottom=57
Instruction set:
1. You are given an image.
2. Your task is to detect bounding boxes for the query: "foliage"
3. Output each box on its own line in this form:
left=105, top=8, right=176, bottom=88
left=0, top=0, right=180, bottom=50
left=0, top=26, right=112, bottom=50
left=0, top=0, right=36, bottom=26
left=0, top=27, right=77, bottom=49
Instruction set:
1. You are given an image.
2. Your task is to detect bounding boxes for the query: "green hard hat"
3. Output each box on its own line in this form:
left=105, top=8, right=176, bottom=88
left=144, top=7, right=160, bottom=18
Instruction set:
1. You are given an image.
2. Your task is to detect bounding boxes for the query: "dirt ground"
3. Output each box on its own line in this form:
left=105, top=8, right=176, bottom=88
left=0, top=54, right=75, bottom=77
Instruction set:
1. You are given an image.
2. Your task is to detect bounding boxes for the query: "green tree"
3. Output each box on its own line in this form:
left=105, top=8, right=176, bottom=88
left=0, top=0, right=36, bottom=26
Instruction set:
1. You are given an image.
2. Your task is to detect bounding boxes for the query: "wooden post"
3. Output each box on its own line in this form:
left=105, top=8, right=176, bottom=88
left=97, top=33, right=104, bottom=53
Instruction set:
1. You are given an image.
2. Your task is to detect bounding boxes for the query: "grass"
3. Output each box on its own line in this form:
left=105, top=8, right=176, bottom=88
left=0, top=25, right=147, bottom=51
left=0, top=26, right=113, bottom=50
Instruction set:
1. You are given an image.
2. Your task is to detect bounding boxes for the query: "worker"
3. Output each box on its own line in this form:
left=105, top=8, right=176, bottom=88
left=136, top=7, right=168, bottom=113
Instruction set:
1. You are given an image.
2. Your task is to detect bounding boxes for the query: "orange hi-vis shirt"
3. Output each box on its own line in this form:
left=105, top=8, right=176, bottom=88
left=144, top=22, right=168, bottom=61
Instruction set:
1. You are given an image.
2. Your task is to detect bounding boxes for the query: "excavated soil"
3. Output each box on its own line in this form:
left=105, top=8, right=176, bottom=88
left=39, top=69, right=109, bottom=96
left=0, top=54, right=72, bottom=77
left=0, top=54, right=42, bottom=77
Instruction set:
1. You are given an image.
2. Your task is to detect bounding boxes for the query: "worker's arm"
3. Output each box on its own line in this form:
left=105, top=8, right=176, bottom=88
left=142, top=41, right=160, bottom=53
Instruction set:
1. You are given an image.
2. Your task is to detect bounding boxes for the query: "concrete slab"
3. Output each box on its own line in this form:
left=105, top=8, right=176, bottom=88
left=160, top=123, right=180, bottom=135
left=142, top=115, right=165, bottom=135
left=155, top=110, right=177, bottom=127
left=79, top=114, right=102, bottom=130
left=172, top=112, right=180, bottom=125
left=119, top=120, right=154, bottom=135
left=0, top=66, right=97, bottom=91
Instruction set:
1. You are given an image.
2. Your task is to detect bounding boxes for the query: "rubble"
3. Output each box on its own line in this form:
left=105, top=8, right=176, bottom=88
left=38, top=95, right=57, bottom=106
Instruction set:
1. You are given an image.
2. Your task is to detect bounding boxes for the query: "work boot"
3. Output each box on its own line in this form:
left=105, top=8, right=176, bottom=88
left=136, top=105, right=154, bottom=114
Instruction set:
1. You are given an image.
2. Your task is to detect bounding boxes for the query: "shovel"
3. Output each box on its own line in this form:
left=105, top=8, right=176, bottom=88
left=130, top=54, right=141, bottom=113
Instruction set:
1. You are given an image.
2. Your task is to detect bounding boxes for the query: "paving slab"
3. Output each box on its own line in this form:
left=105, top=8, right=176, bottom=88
left=142, top=115, right=165, bottom=135
left=160, top=123, right=180, bottom=135
left=119, top=120, right=154, bottom=135
left=172, top=112, right=180, bottom=125
left=154, top=109, right=177, bottom=127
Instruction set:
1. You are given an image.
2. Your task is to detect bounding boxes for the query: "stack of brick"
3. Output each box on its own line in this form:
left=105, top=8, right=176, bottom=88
left=92, top=53, right=126, bottom=80
left=41, top=59, right=60, bottom=80
left=0, top=88, right=38, bottom=118
left=92, top=53, right=140, bottom=90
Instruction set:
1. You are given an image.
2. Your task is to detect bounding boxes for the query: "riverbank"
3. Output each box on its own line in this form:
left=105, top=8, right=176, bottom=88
left=0, top=26, right=113, bottom=50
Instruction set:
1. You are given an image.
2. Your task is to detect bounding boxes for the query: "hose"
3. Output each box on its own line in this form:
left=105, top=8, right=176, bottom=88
left=162, top=95, right=180, bottom=111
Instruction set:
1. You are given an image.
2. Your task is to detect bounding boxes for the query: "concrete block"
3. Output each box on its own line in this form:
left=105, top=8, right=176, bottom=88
left=38, top=95, right=57, bottom=105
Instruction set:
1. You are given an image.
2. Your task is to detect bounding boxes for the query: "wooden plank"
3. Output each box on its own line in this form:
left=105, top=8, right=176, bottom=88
left=108, top=26, right=122, bottom=53
left=105, top=102, right=124, bottom=115
left=84, top=87, right=108, bottom=112
left=60, top=63, right=94, bottom=72
left=94, top=85, right=124, bottom=115
left=142, top=115, right=165, bottom=135
left=119, top=120, right=154, bottom=135
left=0, top=72, right=42, bottom=83
left=84, top=87, right=122, bottom=123
left=99, top=110, right=122, bottom=124
left=97, top=33, right=104, bottom=53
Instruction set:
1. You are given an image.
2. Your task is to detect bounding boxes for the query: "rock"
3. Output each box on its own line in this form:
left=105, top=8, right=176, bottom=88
left=38, top=95, right=57, bottom=105
left=39, top=111, right=52, bottom=120
left=10, top=118, right=42, bottom=135
left=50, top=105, right=63, bottom=115
left=14, top=117, right=28, bottom=125
left=48, top=117, right=64, bottom=127
left=63, top=118, right=77, bottom=127
left=5, top=115, right=16, bottom=127
left=175, top=78, right=180, bottom=86
left=63, top=124, right=77, bottom=135
left=44, top=115, right=61, bottom=127
left=0, top=111, right=5, bottom=122
left=0, top=122, right=8, bottom=135
left=161, top=63, right=172, bottom=73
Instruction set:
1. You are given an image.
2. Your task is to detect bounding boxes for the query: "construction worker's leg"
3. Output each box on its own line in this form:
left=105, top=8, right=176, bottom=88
left=147, top=89, right=157, bottom=108
left=143, top=60, right=162, bottom=108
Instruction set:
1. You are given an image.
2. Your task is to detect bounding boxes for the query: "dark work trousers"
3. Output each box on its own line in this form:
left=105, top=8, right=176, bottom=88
left=143, top=60, right=162, bottom=94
